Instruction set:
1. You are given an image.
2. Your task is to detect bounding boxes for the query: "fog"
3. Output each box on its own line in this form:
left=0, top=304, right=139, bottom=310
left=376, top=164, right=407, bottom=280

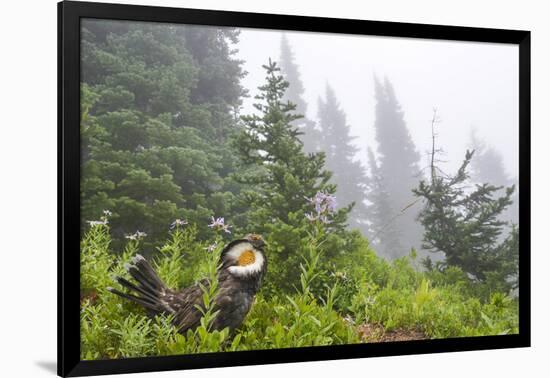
left=236, top=28, right=519, bottom=177
left=77, top=19, right=520, bottom=263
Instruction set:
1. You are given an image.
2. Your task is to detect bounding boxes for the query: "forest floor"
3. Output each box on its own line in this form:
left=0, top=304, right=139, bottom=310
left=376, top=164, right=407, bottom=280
left=358, top=323, right=427, bottom=342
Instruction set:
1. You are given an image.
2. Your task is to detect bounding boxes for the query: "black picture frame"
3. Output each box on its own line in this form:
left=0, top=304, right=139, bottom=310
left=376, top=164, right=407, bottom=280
left=58, top=1, right=531, bottom=376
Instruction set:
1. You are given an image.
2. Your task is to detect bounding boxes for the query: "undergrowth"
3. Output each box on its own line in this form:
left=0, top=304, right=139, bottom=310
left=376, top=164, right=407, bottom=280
left=80, top=218, right=518, bottom=360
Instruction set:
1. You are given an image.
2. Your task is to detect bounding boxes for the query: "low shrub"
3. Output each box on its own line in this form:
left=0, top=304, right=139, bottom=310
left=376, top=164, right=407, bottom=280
left=79, top=215, right=518, bottom=359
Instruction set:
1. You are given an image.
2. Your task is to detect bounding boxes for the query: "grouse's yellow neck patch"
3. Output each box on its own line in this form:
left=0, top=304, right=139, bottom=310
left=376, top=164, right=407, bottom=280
left=238, top=250, right=256, bottom=266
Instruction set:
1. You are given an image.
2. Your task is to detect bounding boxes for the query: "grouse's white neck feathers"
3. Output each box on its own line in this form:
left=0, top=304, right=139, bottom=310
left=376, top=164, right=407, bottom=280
left=225, top=242, right=265, bottom=278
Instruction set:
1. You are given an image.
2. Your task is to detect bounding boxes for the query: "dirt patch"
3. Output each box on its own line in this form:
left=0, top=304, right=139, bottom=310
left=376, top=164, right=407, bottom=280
left=358, top=323, right=427, bottom=342
left=80, top=289, right=99, bottom=306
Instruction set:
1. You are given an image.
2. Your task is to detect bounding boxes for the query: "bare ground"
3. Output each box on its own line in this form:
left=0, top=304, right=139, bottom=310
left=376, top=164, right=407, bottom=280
left=80, top=289, right=99, bottom=305
left=358, top=323, right=427, bottom=342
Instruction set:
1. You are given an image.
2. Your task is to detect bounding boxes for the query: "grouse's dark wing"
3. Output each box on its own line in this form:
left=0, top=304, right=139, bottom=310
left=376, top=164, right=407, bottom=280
left=171, top=279, right=209, bottom=333
left=173, top=278, right=255, bottom=333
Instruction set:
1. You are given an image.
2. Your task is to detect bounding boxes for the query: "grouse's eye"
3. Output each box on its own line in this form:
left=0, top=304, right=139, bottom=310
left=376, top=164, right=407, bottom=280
left=238, top=250, right=256, bottom=266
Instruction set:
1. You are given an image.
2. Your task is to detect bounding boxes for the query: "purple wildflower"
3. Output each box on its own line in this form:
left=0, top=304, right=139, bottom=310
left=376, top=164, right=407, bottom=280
left=208, top=216, right=224, bottom=228
left=125, top=230, right=147, bottom=240
left=87, top=219, right=108, bottom=227
left=205, top=242, right=218, bottom=253
left=208, top=216, right=232, bottom=234
left=305, top=191, right=337, bottom=223
left=305, top=212, right=318, bottom=222
left=170, top=218, right=188, bottom=230
left=323, top=194, right=337, bottom=213
left=87, top=209, right=113, bottom=228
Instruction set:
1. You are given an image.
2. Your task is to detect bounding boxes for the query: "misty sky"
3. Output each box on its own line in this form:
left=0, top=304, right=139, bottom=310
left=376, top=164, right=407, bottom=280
left=235, top=28, right=519, bottom=178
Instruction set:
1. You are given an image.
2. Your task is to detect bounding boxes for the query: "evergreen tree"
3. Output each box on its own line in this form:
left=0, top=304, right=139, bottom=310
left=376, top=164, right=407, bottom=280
left=365, top=148, right=402, bottom=258
left=317, top=84, right=369, bottom=231
left=414, top=149, right=518, bottom=291
left=180, top=26, right=246, bottom=110
left=80, top=20, right=246, bottom=249
left=234, top=60, right=351, bottom=294
left=368, top=76, right=423, bottom=258
left=470, top=131, right=510, bottom=186
left=279, top=34, right=321, bottom=153
left=469, top=131, right=519, bottom=225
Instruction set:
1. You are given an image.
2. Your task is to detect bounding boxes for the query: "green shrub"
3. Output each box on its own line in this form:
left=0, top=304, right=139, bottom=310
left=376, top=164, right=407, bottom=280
left=80, top=215, right=518, bottom=360
left=352, top=276, right=518, bottom=338
left=80, top=218, right=359, bottom=359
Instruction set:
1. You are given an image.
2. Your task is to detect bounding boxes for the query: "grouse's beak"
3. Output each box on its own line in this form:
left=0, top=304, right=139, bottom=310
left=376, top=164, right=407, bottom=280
left=246, top=234, right=267, bottom=249
left=253, top=238, right=266, bottom=249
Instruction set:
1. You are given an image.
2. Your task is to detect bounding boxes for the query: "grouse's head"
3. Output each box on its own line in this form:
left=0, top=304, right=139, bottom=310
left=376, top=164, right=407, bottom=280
left=220, top=234, right=267, bottom=279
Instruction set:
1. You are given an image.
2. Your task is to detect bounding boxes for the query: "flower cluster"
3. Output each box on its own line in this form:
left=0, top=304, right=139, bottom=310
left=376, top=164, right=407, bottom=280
left=87, top=210, right=112, bottom=227
left=305, top=191, right=337, bottom=224
left=208, top=216, right=231, bottom=234
left=204, top=242, right=218, bottom=253
left=169, top=218, right=188, bottom=230
left=87, top=219, right=108, bottom=227
left=125, top=231, right=147, bottom=240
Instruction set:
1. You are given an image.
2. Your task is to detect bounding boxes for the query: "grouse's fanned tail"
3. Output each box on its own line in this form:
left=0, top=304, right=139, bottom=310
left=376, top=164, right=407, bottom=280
left=107, top=254, right=173, bottom=314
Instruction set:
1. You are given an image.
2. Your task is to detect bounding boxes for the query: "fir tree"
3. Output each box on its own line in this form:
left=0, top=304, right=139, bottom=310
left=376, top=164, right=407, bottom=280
left=368, top=76, right=423, bottom=258
left=414, top=121, right=518, bottom=291
left=80, top=20, right=246, bottom=248
left=469, top=131, right=519, bottom=225
left=235, top=59, right=349, bottom=227
left=234, top=59, right=351, bottom=294
left=365, top=148, right=402, bottom=258
left=317, top=84, right=369, bottom=231
left=279, top=33, right=321, bottom=153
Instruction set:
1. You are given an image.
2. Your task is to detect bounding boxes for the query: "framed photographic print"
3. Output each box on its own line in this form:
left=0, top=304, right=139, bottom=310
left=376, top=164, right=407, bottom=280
left=58, top=0, right=530, bottom=376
